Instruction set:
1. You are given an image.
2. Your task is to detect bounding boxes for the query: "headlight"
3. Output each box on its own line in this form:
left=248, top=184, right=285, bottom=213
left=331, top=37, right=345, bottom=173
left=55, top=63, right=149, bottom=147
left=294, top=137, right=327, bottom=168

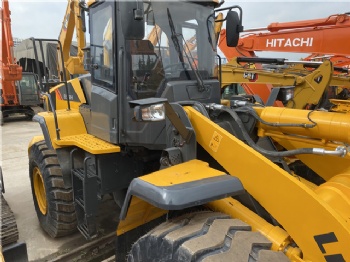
left=134, top=103, right=165, bottom=121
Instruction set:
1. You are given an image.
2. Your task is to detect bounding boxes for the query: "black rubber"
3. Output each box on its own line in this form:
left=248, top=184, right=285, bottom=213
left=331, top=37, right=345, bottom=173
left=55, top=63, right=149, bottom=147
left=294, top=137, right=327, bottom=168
left=0, top=195, right=19, bottom=246
left=29, top=141, right=77, bottom=238
left=127, top=211, right=290, bottom=262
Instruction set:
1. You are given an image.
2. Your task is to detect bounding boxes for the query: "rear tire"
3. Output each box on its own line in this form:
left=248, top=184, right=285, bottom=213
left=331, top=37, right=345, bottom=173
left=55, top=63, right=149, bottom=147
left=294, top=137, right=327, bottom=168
left=128, top=211, right=290, bottom=262
left=29, top=141, right=77, bottom=237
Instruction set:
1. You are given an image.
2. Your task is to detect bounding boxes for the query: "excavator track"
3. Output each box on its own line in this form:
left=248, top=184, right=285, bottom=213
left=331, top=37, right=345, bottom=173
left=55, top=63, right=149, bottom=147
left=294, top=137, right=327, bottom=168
left=0, top=195, right=19, bottom=246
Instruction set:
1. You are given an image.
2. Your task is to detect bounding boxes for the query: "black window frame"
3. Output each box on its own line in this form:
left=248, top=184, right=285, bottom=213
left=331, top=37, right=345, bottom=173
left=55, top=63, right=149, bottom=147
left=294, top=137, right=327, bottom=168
left=89, top=1, right=117, bottom=93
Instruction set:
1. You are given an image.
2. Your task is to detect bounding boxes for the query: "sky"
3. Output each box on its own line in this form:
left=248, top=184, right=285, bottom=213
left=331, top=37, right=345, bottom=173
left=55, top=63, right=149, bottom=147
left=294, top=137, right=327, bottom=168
left=7, top=0, right=350, bottom=60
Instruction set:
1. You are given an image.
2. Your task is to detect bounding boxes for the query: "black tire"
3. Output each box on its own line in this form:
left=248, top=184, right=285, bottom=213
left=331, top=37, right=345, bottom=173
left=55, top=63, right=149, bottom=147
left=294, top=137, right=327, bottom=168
left=29, top=140, right=77, bottom=238
left=128, top=211, right=290, bottom=262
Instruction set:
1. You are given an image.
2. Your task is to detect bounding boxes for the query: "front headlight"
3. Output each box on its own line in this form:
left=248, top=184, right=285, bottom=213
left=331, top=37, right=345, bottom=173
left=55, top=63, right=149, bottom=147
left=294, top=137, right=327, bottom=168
left=135, top=103, right=165, bottom=121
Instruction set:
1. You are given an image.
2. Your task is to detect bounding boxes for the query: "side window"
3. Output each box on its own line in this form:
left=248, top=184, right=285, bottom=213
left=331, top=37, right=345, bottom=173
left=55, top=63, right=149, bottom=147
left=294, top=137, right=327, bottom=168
left=90, top=4, right=115, bottom=91
left=182, top=26, right=197, bottom=67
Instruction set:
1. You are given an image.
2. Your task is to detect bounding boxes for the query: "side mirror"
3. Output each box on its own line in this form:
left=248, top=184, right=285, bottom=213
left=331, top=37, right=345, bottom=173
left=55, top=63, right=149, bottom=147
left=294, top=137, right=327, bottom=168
left=119, top=1, right=145, bottom=40
left=226, top=11, right=243, bottom=47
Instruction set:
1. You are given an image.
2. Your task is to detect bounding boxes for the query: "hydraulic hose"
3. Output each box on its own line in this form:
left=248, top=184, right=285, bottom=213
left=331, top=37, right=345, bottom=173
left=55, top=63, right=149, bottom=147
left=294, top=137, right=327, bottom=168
left=209, top=104, right=346, bottom=158
left=178, top=101, right=210, bottom=118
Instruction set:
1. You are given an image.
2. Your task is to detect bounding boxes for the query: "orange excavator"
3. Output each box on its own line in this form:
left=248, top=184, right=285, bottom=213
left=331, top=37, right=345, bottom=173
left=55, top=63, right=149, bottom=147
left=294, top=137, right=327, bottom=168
left=220, top=13, right=350, bottom=59
left=218, top=13, right=350, bottom=105
left=0, top=0, right=42, bottom=125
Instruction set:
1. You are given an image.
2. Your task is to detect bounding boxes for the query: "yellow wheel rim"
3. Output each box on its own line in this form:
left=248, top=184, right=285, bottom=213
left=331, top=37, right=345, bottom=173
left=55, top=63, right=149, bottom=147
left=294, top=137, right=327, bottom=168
left=33, top=167, right=47, bottom=215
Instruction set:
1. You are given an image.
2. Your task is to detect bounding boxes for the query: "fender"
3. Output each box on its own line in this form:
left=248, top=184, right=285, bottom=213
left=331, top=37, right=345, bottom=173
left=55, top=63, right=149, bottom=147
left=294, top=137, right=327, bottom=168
left=117, top=159, right=245, bottom=235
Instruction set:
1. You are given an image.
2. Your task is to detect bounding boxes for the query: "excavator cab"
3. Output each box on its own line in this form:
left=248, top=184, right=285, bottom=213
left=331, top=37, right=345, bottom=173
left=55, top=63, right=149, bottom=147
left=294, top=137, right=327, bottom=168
left=17, top=72, right=42, bottom=107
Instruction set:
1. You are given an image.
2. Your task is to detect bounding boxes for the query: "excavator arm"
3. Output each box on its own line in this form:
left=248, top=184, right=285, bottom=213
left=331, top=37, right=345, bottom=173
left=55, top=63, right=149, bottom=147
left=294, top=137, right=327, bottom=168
left=57, top=0, right=87, bottom=80
left=218, top=13, right=350, bottom=106
left=220, top=58, right=344, bottom=109
left=230, top=13, right=350, bottom=57
left=0, top=0, right=22, bottom=82
left=1, top=0, right=21, bottom=107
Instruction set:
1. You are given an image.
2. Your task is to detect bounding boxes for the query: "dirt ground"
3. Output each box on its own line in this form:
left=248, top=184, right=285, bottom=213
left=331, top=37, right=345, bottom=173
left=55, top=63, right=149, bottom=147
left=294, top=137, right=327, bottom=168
left=0, top=112, right=118, bottom=261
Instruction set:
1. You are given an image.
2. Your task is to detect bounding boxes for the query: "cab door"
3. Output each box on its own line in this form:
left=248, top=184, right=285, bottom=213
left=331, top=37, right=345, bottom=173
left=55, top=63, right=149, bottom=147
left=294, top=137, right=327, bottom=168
left=88, top=2, right=119, bottom=143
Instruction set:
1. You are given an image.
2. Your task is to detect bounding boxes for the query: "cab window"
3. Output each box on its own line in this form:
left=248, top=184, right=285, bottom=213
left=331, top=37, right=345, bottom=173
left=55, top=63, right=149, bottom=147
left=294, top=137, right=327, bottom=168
left=90, top=3, right=115, bottom=91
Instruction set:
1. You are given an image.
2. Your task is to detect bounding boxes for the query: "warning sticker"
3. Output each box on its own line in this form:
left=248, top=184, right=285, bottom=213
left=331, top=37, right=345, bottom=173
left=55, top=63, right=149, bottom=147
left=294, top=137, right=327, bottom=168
left=209, top=131, right=222, bottom=152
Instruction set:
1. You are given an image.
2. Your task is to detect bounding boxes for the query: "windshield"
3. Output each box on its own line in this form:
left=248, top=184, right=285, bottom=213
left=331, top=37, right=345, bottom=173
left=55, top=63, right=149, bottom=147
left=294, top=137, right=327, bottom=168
left=19, top=74, right=40, bottom=93
left=128, top=1, right=216, bottom=99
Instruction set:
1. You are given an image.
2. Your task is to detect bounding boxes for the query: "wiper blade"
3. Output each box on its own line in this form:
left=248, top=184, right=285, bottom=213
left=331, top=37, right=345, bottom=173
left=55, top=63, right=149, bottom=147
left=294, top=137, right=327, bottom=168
left=167, top=8, right=186, bottom=65
left=167, top=8, right=205, bottom=92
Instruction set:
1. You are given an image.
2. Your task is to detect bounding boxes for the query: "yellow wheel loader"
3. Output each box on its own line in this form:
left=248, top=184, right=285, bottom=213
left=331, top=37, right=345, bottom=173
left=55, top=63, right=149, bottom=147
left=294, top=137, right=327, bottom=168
left=27, top=1, right=349, bottom=261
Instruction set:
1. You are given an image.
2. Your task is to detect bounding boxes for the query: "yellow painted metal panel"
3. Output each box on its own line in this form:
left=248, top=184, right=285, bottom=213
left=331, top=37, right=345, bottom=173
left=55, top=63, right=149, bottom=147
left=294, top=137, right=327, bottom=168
left=38, top=109, right=87, bottom=149
left=117, top=196, right=167, bottom=236
left=184, top=106, right=350, bottom=261
left=40, top=109, right=119, bottom=154
left=54, top=134, right=120, bottom=154
left=140, top=159, right=224, bottom=186
left=28, top=135, right=44, bottom=154
left=49, top=78, right=86, bottom=110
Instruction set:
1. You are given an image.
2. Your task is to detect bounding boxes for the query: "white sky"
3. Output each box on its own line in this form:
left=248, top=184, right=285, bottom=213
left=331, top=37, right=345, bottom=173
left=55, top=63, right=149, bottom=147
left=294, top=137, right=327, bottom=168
left=8, top=0, right=350, bottom=60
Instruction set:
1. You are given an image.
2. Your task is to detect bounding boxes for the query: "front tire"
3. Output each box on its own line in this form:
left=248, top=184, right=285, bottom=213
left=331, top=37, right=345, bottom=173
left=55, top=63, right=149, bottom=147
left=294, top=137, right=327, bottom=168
left=128, top=211, right=290, bottom=262
left=29, top=141, right=77, bottom=237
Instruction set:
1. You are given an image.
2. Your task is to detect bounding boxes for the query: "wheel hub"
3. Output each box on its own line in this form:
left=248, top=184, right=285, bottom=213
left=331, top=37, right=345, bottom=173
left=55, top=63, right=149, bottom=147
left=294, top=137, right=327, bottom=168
left=33, top=167, right=47, bottom=215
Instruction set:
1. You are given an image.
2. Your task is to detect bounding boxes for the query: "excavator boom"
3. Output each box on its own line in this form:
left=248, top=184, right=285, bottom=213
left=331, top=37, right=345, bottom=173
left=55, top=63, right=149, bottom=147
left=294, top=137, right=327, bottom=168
left=0, top=0, right=22, bottom=81
left=218, top=13, right=350, bottom=105
left=57, top=0, right=87, bottom=80
left=1, top=0, right=21, bottom=108
left=232, top=14, right=350, bottom=56
left=1, top=0, right=42, bottom=125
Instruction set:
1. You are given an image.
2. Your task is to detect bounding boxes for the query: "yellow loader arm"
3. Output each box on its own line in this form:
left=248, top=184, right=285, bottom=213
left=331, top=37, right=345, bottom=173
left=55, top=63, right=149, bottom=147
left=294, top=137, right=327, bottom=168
left=184, top=106, right=350, bottom=262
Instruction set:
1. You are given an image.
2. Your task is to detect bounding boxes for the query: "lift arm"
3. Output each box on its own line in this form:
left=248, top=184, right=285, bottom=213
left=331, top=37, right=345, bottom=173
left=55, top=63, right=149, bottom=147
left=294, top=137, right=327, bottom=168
left=185, top=105, right=350, bottom=261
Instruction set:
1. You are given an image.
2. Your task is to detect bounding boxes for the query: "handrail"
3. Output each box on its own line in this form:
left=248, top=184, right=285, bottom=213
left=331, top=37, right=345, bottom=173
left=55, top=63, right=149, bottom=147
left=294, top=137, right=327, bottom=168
left=41, top=92, right=60, bottom=140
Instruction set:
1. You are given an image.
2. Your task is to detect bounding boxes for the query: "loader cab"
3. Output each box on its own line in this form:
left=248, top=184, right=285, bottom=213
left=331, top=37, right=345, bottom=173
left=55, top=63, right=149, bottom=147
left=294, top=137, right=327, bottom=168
left=86, top=0, right=233, bottom=148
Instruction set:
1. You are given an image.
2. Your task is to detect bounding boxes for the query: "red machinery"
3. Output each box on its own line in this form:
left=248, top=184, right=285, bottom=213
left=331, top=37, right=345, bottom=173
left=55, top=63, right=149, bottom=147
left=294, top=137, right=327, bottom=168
left=0, top=0, right=22, bottom=106
left=218, top=13, right=350, bottom=103
left=220, top=13, right=350, bottom=59
left=0, top=0, right=41, bottom=125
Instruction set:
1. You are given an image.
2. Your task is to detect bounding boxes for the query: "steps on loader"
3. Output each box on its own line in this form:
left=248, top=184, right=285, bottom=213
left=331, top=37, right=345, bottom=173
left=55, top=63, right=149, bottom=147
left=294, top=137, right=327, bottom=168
left=55, top=134, right=120, bottom=154
left=72, top=167, right=99, bottom=240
